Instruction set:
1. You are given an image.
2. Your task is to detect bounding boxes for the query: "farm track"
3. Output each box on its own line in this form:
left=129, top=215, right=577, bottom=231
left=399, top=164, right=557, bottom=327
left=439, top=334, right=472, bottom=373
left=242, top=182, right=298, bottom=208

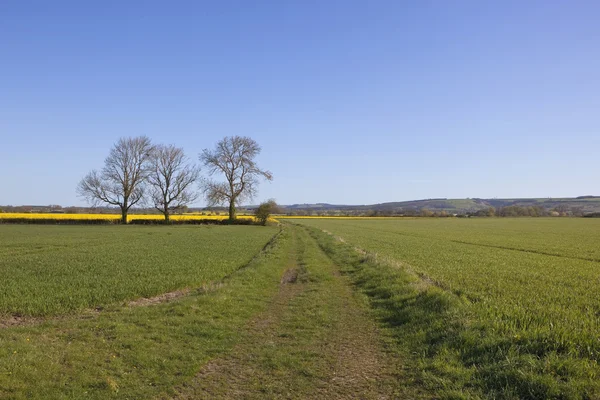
left=169, top=226, right=408, bottom=399
left=343, top=222, right=600, bottom=263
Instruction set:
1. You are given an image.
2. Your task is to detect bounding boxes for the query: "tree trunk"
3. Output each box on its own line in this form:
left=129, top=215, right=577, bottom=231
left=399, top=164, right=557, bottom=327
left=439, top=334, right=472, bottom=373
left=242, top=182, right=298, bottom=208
left=228, top=200, right=236, bottom=222
left=163, top=194, right=170, bottom=224
left=121, top=207, right=127, bottom=224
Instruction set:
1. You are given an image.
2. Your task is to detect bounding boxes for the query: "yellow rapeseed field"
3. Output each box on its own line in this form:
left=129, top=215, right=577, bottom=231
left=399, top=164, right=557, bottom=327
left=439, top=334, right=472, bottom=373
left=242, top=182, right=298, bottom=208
left=0, top=213, right=257, bottom=222
left=0, top=213, right=403, bottom=223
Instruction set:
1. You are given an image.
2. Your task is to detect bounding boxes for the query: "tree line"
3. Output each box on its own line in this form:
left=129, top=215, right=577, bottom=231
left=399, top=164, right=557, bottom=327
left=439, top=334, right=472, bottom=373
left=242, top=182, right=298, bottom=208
left=470, top=205, right=586, bottom=217
left=77, top=136, right=273, bottom=224
left=282, top=206, right=591, bottom=218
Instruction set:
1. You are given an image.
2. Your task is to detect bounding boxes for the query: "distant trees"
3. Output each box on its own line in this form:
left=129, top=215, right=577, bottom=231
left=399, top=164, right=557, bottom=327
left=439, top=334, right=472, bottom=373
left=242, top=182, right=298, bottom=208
left=420, top=208, right=434, bottom=217
left=570, top=207, right=584, bottom=217
left=200, top=136, right=272, bottom=221
left=255, top=200, right=279, bottom=226
left=147, top=145, right=200, bottom=222
left=78, top=136, right=154, bottom=224
left=553, top=204, right=569, bottom=215
left=473, top=207, right=496, bottom=217
left=495, top=205, right=547, bottom=217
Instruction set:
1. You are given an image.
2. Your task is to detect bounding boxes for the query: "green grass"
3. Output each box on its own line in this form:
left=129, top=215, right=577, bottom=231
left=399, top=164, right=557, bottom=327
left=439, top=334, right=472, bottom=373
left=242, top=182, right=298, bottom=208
left=300, top=217, right=600, bottom=260
left=0, top=224, right=413, bottom=399
left=0, top=225, right=277, bottom=316
left=0, top=225, right=288, bottom=399
left=291, top=218, right=600, bottom=399
left=4, top=218, right=599, bottom=398
left=175, top=225, right=413, bottom=399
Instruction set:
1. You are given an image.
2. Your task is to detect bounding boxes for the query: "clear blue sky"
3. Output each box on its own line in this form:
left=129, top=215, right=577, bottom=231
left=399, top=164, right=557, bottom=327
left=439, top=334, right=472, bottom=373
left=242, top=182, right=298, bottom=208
left=1, top=0, right=598, bottom=207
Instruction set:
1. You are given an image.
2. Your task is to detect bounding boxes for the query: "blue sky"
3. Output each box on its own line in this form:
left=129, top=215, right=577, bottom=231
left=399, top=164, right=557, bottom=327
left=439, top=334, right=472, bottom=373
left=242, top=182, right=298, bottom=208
left=1, top=1, right=598, bottom=206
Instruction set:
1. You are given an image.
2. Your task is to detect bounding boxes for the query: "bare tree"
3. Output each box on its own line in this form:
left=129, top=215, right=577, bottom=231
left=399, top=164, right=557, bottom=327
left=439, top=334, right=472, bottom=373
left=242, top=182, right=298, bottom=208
left=200, top=136, right=273, bottom=221
left=148, top=144, right=200, bottom=222
left=77, top=136, right=154, bottom=224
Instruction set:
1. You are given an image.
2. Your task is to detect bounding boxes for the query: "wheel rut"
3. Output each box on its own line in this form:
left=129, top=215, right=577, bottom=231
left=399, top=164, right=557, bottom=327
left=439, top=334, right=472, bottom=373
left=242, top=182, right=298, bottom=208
left=169, top=226, right=407, bottom=399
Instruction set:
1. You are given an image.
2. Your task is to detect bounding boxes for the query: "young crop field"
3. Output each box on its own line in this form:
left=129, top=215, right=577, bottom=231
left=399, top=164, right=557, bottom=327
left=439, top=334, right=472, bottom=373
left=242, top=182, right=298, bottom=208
left=0, top=225, right=277, bottom=316
left=2, top=219, right=599, bottom=399
left=290, top=217, right=600, bottom=398
left=0, top=223, right=419, bottom=399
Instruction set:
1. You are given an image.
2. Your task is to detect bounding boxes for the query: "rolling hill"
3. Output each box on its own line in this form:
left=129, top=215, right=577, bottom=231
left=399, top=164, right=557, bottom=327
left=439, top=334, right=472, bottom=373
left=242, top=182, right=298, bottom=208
left=279, top=196, right=600, bottom=215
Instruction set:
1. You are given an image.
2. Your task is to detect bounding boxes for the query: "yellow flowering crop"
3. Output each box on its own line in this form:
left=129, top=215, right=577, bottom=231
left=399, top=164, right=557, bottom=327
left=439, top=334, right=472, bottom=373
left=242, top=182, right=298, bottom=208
left=0, top=213, right=258, bottom=222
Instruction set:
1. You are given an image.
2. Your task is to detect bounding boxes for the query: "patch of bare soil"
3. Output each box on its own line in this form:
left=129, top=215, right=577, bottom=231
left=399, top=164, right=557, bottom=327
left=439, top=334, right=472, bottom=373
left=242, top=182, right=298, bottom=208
left=0, top=315, right=40, bottom=329
left=126, top=288, right=192, bottom=307
left=280, top=267, right=298, bottom=284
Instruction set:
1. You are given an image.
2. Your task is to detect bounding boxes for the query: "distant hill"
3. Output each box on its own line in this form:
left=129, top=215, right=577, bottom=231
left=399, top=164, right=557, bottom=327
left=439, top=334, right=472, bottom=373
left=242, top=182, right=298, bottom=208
left=277, top=197, right=600, bottom=215
left=3, top=197, right=599, bottom=216
left=284, top=203, right=344, bottom=209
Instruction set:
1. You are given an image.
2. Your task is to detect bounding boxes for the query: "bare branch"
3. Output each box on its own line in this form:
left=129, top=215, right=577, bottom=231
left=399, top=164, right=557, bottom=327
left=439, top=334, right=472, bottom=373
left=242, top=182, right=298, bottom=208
left=77, top=136, right=154, bottom=223
left=200, top=136, right=273, bottom=221
left=147, top=144, right=201, bottom=221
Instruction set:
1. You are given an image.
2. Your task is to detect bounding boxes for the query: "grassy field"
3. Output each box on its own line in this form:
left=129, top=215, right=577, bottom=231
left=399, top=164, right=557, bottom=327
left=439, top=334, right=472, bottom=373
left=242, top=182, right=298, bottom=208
left=0, top=225, right=284, bottom=399
left=0, top=223, right=416, bottom=399
left=306, top=217, right=600, bottom=260
left=2, top=219, right=599, bottom=399
left=0, top=225, right=277, bottom=316
left=290, top=218, right=600, bottom=399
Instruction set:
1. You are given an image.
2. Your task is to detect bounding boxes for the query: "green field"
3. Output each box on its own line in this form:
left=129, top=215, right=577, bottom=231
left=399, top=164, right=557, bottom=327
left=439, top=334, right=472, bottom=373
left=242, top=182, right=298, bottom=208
left=0, top=223, right=416, bottom=399
left=0, top=225, right=277, bottom=316
left=1, top=220, right=599, bottom=399
left=290, top=218, right=600, bottom=398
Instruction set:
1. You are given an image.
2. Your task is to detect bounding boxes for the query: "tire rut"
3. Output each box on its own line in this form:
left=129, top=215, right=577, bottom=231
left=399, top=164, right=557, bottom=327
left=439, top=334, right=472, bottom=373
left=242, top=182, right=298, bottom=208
left=169, top=229, right=307, bottom=399
left=169, top=226, right=407, bottom=399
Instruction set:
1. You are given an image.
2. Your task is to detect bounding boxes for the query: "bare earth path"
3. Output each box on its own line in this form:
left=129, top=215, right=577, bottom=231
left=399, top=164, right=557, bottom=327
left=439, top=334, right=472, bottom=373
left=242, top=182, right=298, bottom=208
left=169, top=226, right=410, bottom=399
